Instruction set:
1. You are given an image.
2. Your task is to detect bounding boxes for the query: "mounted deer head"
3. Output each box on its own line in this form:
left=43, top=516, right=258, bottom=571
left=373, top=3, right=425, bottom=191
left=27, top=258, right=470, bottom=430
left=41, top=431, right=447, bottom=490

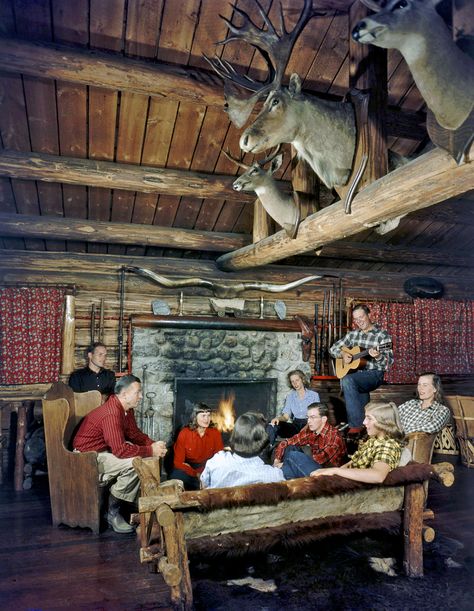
left=223, top=146, right=300, bottom=238
left=206, top=0, right=356, bottom=189
left=352, top=0, right=474, bottom=131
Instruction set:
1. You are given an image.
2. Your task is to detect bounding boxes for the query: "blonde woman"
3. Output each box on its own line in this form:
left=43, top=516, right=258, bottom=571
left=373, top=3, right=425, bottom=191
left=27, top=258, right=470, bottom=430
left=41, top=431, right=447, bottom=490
left=312, top=401, right=404, bottom=484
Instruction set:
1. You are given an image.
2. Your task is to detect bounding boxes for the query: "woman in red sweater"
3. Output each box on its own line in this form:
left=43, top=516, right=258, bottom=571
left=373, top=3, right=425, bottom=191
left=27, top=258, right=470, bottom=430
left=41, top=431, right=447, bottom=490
left=169, top=403, right=224, bottom=490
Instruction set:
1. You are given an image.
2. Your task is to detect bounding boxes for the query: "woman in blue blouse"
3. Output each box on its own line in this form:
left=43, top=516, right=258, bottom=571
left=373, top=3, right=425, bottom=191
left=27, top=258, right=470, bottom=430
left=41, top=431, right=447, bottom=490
left=268, top=369, right=320, bottom=445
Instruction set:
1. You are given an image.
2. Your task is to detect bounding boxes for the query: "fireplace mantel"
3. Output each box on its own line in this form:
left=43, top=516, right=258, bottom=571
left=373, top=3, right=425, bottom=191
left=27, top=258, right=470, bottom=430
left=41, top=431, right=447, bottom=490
left=131, top=315, right=301, bottom=332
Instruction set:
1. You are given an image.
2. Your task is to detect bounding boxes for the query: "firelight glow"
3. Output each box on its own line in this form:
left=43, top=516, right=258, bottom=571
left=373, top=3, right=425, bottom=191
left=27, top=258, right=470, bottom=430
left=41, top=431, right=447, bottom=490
left=212, top=392, right=236, bottom=432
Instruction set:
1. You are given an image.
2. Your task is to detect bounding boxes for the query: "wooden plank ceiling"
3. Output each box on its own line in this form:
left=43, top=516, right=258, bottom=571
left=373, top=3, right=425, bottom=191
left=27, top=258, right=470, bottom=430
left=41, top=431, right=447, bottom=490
left=0, top=0, right=472, bottom=276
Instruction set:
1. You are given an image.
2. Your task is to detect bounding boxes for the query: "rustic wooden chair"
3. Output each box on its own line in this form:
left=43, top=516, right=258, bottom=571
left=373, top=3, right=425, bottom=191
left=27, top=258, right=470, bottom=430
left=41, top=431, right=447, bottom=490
left=42, top=382, right=103, bottom=533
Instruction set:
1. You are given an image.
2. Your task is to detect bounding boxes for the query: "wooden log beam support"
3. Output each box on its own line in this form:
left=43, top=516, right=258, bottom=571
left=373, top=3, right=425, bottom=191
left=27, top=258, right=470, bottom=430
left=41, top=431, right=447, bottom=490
left=317, top=241, right=474, bottom=267
left=0, top=213, right=251, bottom=253
left=216, top=147, right=474, bottom=271
left=0, top=149, right=254, bottom=204
left=0, top=37, right=425, bottom=141
left=61, top=295, right=75, bottom=377
left=403, top=483, right=425, bottom=578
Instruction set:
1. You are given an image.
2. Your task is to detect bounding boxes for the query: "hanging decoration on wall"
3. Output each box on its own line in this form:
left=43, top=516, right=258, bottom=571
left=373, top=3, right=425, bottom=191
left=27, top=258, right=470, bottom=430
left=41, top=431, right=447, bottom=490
left=124, top=266, right=321, bottom=298
left=403, top=277, right=445, bottom=300
left=151, top=300, right=171, bottom=315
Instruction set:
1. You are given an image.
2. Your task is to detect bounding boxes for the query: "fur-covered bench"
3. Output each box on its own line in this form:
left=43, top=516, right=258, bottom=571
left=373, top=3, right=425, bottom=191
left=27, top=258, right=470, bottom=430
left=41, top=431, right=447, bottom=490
left=133, top=459, right=453, bottom=610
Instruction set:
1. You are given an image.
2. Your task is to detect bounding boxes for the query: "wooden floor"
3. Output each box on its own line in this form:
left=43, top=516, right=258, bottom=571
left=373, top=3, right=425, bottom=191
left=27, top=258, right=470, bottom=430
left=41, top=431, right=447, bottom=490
left=0, top=457, right=473, bottom=611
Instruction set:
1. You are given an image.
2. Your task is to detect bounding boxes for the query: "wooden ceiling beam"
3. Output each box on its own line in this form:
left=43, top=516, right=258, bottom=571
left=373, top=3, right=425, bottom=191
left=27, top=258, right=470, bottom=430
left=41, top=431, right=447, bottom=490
left=0, top=149, right=254, bottom=203
left=0, top=213, right=251, bottom=252
left=216, top=148, right=474, bottom=271
left=316, top=241, right=474, bottom=267
left=0, top=37, right=425, bottom=141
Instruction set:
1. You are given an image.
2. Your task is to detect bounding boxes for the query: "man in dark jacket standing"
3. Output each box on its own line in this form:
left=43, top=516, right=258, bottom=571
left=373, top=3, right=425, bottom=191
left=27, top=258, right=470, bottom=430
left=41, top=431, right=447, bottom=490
left=69, top=342, right=116, bottom=398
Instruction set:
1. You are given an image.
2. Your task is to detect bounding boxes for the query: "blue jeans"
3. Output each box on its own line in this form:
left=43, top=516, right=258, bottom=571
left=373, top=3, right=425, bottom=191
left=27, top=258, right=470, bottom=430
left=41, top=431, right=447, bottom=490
left=340, top=369, right=384, bottom=427
left=282, top=446, right=322, bottom=479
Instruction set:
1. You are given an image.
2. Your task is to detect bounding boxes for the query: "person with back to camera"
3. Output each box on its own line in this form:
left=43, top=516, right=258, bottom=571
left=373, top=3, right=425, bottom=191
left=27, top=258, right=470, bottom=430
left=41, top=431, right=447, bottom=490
left=169, top=403, right=224, bottom=490
left=397, top=372, right=451, bottom=435
left=69, top=342, right=116, bottom=399
left=329, top=304, right=393, bottom=439
left=312, top=401, right=405, bottom=484
left=200, top=412, right=285, bottom=489
left=267, top=369, right=320, bottom=446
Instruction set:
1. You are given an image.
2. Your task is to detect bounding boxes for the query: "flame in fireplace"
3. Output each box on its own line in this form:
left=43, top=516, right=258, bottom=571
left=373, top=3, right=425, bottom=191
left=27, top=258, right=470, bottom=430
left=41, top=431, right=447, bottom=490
left=213, top=392, right=236, bottom=432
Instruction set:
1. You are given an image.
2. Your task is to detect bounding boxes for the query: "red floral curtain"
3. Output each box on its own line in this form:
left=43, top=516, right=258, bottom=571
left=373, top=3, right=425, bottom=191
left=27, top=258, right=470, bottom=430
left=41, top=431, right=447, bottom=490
left=355, top=299, right=474, bottom=384
left=0, top=287, right=65, bottom=385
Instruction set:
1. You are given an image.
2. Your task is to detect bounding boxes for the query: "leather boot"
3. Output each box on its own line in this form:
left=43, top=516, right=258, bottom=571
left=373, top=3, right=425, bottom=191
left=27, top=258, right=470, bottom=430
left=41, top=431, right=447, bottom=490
left=106, top=494, right=135, bottom=534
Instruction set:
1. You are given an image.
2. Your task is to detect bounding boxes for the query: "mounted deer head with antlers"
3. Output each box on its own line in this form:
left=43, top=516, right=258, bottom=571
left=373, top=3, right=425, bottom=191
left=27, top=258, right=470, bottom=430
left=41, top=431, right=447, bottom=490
left=352, top=0, right=474, bottom=131
left=223, top=146, right=300, bottom=238
left=206, top=0, right=356, bottom=190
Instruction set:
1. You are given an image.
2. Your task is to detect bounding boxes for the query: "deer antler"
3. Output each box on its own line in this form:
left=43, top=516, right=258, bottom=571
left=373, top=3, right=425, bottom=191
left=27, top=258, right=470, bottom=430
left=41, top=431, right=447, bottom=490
left=221, top=148, right=251, bottom=169
left=205, top=0, right=322, bottom=127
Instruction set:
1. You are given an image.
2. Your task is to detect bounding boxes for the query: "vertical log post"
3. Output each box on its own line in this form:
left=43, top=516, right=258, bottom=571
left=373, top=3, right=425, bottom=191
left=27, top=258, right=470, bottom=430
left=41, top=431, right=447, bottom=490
left=291, top=148, right=320, bottom=220
left=253, top=198, right=274, bottom=242
left=348, top=1, right=388, bottom=187
left=13, top=401, right=33, bottom=491
left=61, top=294, right=76, bottom=377
left=162, top=512, right=193, bottom=610
left=403, top=483, right=425, bottom=577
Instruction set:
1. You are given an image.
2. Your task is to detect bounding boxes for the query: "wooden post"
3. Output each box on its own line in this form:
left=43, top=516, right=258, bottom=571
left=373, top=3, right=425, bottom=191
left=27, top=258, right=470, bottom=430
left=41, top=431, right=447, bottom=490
left=61, top=294, right=76, bottom=376
left=253, top=198, right=274, bottom=242
left=291, top=147, right=319, bottom=220
left=403, top=483, right=425, bottom=577
left=13, top=401, right=32, bottom=491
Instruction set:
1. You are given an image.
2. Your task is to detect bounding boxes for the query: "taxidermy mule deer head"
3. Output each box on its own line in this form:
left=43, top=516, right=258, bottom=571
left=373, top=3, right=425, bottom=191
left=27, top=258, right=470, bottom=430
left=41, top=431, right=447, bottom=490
left=206, top=0, right=356, bottom=190
left=224, top=146, right=300, bottom=238
left=352, top=0, right=474, bottom=131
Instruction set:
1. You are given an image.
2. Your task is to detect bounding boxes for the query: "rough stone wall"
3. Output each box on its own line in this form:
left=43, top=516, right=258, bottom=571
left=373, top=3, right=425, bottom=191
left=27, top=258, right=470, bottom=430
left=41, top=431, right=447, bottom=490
left=132, top=327, right=309, bottom=443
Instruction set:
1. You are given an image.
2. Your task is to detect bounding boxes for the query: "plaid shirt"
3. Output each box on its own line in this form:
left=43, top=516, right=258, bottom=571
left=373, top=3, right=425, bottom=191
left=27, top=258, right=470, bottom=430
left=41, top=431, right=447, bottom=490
left=274, top=422, right=346, bottom=467
left=350, top=436, right=402, bottom=471
left=398, top=399, right=451, bottom=434
left=329, top=324, right=393, bottom=372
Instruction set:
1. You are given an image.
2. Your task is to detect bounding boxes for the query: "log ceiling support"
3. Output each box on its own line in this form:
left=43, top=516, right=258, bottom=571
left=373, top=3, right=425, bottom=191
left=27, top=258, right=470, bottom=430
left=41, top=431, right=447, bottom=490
left=0, top=149, right=254, bottom=203
left=215, top=148, right=474, bottom=271
left=0, top=213, right=251, bottom=252
left=0, top=213, right=472, bottom=267
left=0, top=37, right=426, bottom=141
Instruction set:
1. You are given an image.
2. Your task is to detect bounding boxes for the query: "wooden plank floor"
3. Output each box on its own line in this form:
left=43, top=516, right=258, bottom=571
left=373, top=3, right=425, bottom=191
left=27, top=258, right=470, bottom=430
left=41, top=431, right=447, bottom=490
left=0, top=457, right=472, bottom=610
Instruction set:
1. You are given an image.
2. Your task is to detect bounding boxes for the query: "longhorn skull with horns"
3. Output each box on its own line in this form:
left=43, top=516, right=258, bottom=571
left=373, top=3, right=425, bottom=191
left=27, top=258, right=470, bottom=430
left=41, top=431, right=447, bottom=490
left=205, top=0, right=357, bottom=190
left=223, top=145, right=301, bottom=238
left=124, top=266, right=321, bottom=298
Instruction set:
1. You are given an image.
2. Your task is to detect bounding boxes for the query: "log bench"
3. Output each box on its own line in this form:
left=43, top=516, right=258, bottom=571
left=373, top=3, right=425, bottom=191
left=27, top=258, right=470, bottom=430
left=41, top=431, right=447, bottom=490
left=133, top=458, right=454, bottom=610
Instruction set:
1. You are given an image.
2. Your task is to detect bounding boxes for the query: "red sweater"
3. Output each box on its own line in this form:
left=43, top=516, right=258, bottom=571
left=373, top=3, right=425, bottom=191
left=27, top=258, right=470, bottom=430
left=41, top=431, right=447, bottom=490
left=173, top=427, right=224, bottom=477
left=73, top=394, right=154, bottom=458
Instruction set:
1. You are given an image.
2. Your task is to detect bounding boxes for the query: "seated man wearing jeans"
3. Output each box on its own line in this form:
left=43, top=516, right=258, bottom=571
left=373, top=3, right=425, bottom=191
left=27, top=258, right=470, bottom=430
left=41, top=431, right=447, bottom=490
left=273, top=403, right=346, bottom=479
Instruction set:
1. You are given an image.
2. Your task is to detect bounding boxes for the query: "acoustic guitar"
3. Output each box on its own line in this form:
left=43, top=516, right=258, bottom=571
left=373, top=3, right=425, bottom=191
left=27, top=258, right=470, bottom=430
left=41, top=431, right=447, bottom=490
left=335, top=341, right=392, bottom=379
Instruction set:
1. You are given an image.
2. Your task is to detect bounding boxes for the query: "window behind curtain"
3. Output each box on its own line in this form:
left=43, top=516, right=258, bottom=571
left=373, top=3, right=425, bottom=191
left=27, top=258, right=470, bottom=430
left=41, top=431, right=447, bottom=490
left=0, top=287, right=66, bottom=385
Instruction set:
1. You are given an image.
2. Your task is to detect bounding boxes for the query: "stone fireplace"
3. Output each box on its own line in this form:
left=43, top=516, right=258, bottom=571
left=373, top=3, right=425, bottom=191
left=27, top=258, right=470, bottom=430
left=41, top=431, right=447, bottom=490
left=131, top=315, right=310, bottom=444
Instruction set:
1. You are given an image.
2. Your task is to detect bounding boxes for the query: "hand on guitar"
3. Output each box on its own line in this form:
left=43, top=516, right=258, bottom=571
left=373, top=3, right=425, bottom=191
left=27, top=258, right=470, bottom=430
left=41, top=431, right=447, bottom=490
left=342, top=352, right=353, bottom=364
left=368, top=347, right=380, bottom=360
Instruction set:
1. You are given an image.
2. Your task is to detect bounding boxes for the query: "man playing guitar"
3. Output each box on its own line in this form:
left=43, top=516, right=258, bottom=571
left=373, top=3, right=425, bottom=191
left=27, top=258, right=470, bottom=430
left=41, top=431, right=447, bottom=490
left=329, top=304, right=393, bottom=437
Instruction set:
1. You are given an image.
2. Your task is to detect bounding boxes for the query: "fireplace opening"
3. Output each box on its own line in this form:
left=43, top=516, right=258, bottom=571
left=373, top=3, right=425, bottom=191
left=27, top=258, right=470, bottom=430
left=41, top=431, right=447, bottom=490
left=174, top=377, right=277, bottom=439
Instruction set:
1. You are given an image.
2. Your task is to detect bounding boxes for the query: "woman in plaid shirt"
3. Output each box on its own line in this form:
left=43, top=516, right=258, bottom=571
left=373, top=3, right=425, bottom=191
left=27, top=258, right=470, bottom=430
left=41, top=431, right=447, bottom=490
left=312, top=401, right=404, bottom=484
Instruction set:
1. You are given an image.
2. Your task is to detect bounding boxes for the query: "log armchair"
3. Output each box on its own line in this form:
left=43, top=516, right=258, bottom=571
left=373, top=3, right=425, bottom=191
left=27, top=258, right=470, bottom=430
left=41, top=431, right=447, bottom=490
left=42, top=382, right=103, bottom=533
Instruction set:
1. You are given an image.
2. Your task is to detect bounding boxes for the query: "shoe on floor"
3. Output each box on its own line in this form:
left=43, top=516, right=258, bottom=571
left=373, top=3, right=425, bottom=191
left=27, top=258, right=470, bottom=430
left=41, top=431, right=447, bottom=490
left=106, top=511, right=135, bottom=534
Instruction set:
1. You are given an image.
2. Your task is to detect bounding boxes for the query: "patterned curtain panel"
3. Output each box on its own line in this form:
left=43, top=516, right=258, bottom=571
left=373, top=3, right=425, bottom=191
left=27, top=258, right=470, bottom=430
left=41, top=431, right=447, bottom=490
left=413, top=299, right=474, bottom=376
left=360, top=299, right=474, bottom=384
left=0, top=287, right=65, bottom=385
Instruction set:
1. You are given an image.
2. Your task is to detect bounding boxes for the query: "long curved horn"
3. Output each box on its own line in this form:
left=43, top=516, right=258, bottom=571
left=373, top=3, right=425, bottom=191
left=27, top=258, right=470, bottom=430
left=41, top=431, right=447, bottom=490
left=124, top=266, right=214, bottom=291
left=237, top=275, right=321, bottom=293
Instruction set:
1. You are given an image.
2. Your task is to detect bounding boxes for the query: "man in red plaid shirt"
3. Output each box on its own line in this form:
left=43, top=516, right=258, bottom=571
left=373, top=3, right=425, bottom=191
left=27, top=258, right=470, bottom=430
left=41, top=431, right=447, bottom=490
left=273, top=403, right=346, bottom=479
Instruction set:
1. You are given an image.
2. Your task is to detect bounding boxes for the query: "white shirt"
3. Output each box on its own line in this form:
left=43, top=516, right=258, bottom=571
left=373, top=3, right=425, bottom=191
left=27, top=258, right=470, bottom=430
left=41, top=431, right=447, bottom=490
left=200, top=450, right=284, bottom=489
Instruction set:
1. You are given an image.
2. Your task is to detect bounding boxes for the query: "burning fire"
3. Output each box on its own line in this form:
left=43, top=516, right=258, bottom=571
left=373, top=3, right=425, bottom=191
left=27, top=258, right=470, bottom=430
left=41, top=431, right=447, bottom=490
left=212, top=392, right=236, bottom=432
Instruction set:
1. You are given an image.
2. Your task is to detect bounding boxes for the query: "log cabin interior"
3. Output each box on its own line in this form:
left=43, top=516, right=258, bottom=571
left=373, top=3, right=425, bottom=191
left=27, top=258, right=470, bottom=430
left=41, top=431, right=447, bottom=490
left=0, top=0, right=473, bottom=609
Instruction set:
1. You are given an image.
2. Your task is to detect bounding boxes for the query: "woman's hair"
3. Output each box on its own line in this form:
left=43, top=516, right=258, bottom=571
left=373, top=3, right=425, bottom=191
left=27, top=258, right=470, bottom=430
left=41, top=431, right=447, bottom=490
left=230, top=411, right=269, bottom=457
left=188, top=402, right=215, bottom=431
left=416, top=372, right=444, bottom=404
left=287, top=369, right=309, bottom=388
left=365, top=401, right=405, bottom=442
